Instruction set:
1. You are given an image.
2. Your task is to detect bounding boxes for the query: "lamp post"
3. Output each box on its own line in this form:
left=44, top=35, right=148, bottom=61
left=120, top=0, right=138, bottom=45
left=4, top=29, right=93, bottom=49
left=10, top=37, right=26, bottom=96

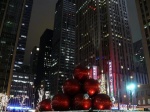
left=126, top=83, right=135, bottom=110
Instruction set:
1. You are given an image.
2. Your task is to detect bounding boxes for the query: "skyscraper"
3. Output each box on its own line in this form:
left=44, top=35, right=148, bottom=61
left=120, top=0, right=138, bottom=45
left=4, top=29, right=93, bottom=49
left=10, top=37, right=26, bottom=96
left=76, top=0, right=134, bottom=105
left=30, top=46, right=39, bottom=106
left=35, top=29, right=53, bottom=91
left=133, top=40, right=149, bottom=84
left=51, top=0, right=76, bottom=94
left=0, top=0, right=33, bottom=94
left=0, top=0, right=8, bottom=26
left=13, top=0, right=33, bottom=71
left=135, top=0, right=150, bottom=83
left=9, top=65, right=34, bottom=108
left=30, top=46, right=39, bottom=80
left=31, top=29, right=53, bottom=105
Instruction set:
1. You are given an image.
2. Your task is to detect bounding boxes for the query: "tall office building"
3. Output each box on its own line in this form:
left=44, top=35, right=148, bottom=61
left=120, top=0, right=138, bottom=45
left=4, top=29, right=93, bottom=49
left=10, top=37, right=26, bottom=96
left=35, top=29, right=53, bottom=91
left=135, top=0, right=150, bottom=83
left=133, top=40, right=149, bottom=84
left=30, top=46, right=39, bottom=106
left=9, top=65, right=34, bottom=108
left=30, top=46, right=39, bottom=82
left=0, top=0, right=33, bottom=94
left=51, top=0, right=76, bottom=94
left=31, top=29, right=53, bottom=105
left=76, top=0, right=134, bottom=105
left=13, top=0, right=33, bottom=71
left=0, top=0, right=8, bottom=26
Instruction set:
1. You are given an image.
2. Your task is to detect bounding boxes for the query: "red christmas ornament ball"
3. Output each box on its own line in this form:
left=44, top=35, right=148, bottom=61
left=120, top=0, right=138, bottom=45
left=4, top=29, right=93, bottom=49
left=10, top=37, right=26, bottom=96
left=84, top=79, right=100, bottom=97
left=74, top=66, right=90, bottom=82
left=92, top=94, right=112, bottom=110
left=39, top=99, right=52, bottom=111
left=73, top=93, right=91, bottom=110
left=63, top=79, right=81, bottom=96
left=52, top=93, right=70, bottom=111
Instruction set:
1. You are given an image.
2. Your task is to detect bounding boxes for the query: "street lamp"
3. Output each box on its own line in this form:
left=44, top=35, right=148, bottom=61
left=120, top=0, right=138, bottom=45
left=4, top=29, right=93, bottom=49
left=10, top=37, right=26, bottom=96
left=126, top=83, right=135, bottom=110
left=126, top=83, right=135, bottom=91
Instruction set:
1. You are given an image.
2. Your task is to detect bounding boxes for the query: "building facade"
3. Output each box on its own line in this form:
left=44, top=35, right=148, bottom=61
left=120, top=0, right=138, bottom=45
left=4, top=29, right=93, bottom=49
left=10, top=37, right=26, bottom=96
left=0, top=0, right=33, bottom=94
left=30, top=46, right=39, bottom=80
left=135, top=0, right=150, bottom=83
left=35, top=29, right=53, bottom=92
left=13, top=0, right=33, bottom=71
left=133, top=40, right=149, bottom=85
left=30, top=46, right=39, bottom=106
left=9, top=65, right=34, bottom=108
left=51, top=0, right=76, bottom=94
left=136, top=84, right=150, bottom=110
left=76, top=0, right=134, bottom=106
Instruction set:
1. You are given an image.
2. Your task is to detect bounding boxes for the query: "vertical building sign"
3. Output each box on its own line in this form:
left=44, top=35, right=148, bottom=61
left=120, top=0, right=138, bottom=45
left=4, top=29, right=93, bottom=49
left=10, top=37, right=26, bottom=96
left=100, top=73, right=106, bottom=94
left=93, top=66, right=97, bottom=80
left=109, top=61, right=114, bottom=97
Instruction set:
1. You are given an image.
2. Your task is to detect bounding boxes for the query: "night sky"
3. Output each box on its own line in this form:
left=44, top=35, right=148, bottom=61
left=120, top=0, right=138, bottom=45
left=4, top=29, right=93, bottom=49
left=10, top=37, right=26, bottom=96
left=24, top=0, right=57, bottom=65
left=126, top=0, right=142, bottom=42
left=24, top=0, right=142, bottom=65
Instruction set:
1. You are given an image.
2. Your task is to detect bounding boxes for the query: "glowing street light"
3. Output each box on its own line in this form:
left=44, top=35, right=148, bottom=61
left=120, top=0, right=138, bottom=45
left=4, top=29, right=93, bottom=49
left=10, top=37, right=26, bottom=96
left=126, top=83, right=136, bottom=110
left=126, top=83, right=135, bottom=91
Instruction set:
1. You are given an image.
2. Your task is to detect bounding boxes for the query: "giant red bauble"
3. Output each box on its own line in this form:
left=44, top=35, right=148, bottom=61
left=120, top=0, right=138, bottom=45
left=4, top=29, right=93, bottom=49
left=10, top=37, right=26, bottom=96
left=74, top=66, right=90, bottom=82
left=73, top=93, right=91, bottom=110
left=92, top=94, right=112, bottom=110
left=39, top=99, right=52, bottom=111
left=84, top=79, right=100, bottom=97
left=63, top=79, right=81, bottom=96
left=52, top=93, right=70, bottom=111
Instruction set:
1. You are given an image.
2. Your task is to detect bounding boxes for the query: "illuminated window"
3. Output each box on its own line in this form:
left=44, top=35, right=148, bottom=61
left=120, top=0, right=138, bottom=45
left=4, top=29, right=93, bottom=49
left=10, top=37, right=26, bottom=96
left=21, top=35, right=26, bottom=38
left=19, top=76, right=23, bottom=78
left=143, top=99, right=145, bottom=104
left=18, top=62, right=23, bottom=64
left=121, top=66, right=123, bottom=69
left=36, top=48, right=39, bottom=51
left=148, top=99, right=150, bottom=104
left=25, top=76, right=29, bottom=79
left=13, top=75, right=17, bottom=77
left=1, top=41, right=6, bottom=44
left=138, top=100, right=141, bottom=105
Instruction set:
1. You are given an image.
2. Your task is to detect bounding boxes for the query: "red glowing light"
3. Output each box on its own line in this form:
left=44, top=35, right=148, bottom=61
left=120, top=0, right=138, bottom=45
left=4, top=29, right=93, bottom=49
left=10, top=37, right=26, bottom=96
left=73, top=93, right=91, bottom=110
left=62, top=79, right=81, bottom=96
left=74, top=66, right=90, bottom=82
left=39, top=99, right=52, bottom=111
left=52, top=94, right=70, bottom=111
left=92, top=94, right=112, bottom=110
left=84, top=79, right=100, bottom=97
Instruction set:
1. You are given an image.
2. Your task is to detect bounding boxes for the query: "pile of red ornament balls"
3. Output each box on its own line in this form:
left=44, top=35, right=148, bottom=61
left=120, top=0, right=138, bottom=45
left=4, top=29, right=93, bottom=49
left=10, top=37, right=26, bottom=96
left=39, top=66, right=112, bottom=111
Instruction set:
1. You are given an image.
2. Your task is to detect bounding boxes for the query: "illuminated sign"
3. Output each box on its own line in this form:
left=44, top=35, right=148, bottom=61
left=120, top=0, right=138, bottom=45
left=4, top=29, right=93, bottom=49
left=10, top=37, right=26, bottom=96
left=93, top=66, right=97, bottom=80
left=108, top=61, right=114, bottom=97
